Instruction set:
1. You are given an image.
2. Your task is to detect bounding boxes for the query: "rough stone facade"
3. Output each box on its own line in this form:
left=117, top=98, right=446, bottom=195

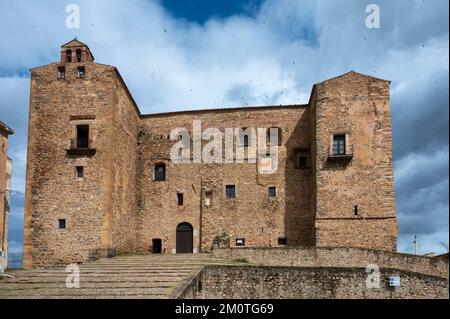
left=179, top=266, right=449, bottom=299
left=213, top=247, right=449, bottom=279
left=23, top=40, right=398, bottom=268
left=0, top=121, right=13, bottom=271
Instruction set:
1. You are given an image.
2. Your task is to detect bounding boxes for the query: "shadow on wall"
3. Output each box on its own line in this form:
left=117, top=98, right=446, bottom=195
left=284, top=108, right=315, bottom=246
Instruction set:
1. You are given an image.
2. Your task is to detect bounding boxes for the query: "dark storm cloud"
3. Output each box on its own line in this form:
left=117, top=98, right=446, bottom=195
left=392, top=69, right=449, bottom=160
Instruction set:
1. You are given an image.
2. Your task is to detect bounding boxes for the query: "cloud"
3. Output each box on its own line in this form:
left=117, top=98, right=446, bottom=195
left=0, top=0, right=448, bottom=254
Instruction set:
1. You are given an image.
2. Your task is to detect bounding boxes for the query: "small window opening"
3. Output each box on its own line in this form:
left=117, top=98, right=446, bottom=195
left=76, top=125, right=89, bottom=148
left=58, top=219, right=66, bottom=229
left=177, top=193, right=184, bottom=206
left=268, top=187, right=277, bottom=197
left=333, top=134, right=346, bottom=155
left=66, top=49, right=72, bottom=63
left=235, top=238, right=245, bottom=246
left=76, top=166, right=84, bottom=178
left=154, top=163, right=166, bottom=181
left=294, top=150, right=311, bottom=169
left=278, top=238, right=287, bottom=245
left=77, top=66, right=85, bottom=78
left=58, top=67, right=65, bottom=79
left=354, top=205, right=359, bottom=217
left=226, top=185, right=236, bottom=199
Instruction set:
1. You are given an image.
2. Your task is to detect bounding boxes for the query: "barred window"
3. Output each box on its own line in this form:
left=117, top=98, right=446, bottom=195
left=226, top=185, right=236, bottom=199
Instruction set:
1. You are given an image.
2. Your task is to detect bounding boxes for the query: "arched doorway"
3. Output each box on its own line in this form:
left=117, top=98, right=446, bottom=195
left=152, top=238, right=162, bottom=254
left=176, top=223, right=193, bottom=253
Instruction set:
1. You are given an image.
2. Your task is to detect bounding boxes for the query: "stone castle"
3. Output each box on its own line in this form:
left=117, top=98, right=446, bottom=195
left=0, top=121, right=13, bottom=271
left=23, top=40, right=398, bottom=269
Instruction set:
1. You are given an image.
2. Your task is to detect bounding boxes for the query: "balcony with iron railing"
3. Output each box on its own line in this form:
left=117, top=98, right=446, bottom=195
left=66, top=138, right=96, bottom=157
left=328, top=143, right=354, bottom=161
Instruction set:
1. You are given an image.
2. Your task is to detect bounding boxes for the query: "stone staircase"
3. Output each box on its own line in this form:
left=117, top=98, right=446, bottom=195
left=0, top=254, right=245, bottom=299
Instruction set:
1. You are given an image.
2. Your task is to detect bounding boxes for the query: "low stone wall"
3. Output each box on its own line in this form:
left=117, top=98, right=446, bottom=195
left=180, top=265, right=449, bottom=299
left=213, top=247, right=449, bottom=279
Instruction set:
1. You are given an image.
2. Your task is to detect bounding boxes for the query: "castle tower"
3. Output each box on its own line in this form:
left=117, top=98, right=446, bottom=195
left=310, top=72, right=398, bottom=251
left=23, top=40, right=140, bottom=268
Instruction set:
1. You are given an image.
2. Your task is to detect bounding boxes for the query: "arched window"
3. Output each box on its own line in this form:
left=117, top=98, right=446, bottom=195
left=66, top=49, right=72, bottom=63
left=154, top=163, right=166, bottom=181
left=76, top=49, right=82, bottom=62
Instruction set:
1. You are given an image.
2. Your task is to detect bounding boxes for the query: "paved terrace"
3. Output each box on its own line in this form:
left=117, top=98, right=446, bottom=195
left=0, top=254, right=248, bottom=299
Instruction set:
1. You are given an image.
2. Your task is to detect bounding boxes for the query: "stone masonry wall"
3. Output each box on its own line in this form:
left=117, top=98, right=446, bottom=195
left=23, top=61, right=119, bottom=268
left=136, top=106, right=314, bottom=254
left=110, top=73, right=140, bottom=254
left=312, top=72, right=398, bottom=251
left=213, top=247, right=449, bottom=278
left=180, top=265, right=448, bottom=299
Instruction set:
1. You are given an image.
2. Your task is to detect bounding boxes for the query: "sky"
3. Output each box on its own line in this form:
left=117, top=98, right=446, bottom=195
left=0, top=0, right=448, bottom=255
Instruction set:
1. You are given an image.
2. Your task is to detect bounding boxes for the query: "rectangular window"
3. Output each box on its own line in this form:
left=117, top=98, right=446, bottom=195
left=278, top=238, right=287, bottom=245
left=333, top=134, right=346, bottom=155
left=58, top=67, right=65, bottom=79
left=76, top=125, right=89, bottom=148
left=154, top=164, right=166, bottom=181
left=76, top=166, right=84, bottom=178
left=268, top=187, right=277, bottom=197
left=58, top=219, right=66, bottom=229
left=77, top=66, right=85, bottom=78
left=177, top=193, right=184, bottom=206
left=226, top=185, right=236, bottom=199
left=235, top=238, right=245, bottom=246
left=294, top=150, right=311, bottom=169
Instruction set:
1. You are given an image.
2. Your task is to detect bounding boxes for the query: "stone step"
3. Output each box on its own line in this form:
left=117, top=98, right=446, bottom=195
left=1, top=277, right=184, bottom=284
left=0, top=281, right=179, bottom=290
left=0, top=287, right=172, bottom=298
left=5, top=272, right=192, bottom=285
left=0, top=254, right=246, bottom=299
